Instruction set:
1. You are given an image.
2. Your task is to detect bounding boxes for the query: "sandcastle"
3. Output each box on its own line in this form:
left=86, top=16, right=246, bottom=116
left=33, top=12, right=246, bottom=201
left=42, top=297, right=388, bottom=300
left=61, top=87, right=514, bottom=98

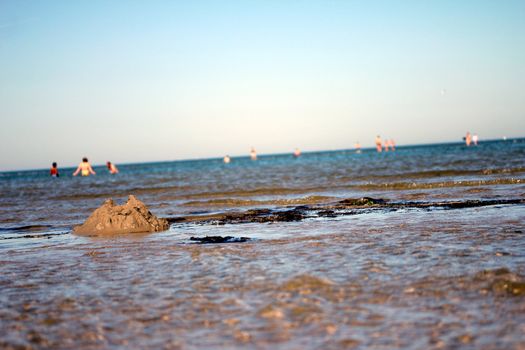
left=74, top=195, right=169, bottom=235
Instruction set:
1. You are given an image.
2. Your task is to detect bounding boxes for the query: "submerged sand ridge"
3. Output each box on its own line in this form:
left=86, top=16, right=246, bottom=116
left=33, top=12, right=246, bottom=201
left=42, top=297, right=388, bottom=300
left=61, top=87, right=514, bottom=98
left=73, top=195, right=169, bottom=235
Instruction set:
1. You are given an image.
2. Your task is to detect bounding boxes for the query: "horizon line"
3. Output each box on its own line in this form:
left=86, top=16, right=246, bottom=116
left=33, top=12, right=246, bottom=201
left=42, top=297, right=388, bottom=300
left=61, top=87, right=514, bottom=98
left=1, top=136, right=522, bottom=174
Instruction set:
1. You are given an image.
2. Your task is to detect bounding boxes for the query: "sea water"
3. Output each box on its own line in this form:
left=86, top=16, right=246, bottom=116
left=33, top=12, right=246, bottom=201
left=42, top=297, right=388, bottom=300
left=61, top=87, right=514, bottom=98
left=1, top=140, right=524, bottom=349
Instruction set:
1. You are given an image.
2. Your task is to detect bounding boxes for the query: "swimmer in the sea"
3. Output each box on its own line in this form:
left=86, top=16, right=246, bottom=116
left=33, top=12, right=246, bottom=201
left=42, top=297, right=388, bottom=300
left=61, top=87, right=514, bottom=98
left=223, top=155, right=231, bottom=164
left=73, top=157, right=96, bottom=176
left=50, top=162, right=59, bottom=177
left=375, top=135, right=382, bottom=152
left=472, top=134, right=478, bottom=146
left=250, top=147, right=257, bottom=161
left=106, top=161, right=119, bottom=174
left=465, top=132, right=472, bottom=146
left=293, top=148, right=301, bottom=158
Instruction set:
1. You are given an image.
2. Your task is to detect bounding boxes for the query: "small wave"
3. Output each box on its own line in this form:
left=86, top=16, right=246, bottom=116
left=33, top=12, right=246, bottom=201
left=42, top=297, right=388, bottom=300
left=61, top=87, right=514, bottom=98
left=52, top=193, right=114, bottom=200
left=182, top=187, right=328, bottom=199
left=0, top=224, right=53, bottom=232
left=182, top=196, right=335, bottom=207
left=357, top=167, right=525, bottom=180
left=51, top=185, right=192, bottom=200
left=481, top=167, right=525, bottom=175
left=356, top=178, right=524, bottom=191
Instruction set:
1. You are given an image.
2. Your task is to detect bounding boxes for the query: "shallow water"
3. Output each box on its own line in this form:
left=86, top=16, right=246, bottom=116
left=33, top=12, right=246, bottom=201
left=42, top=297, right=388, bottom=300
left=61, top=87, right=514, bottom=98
left=1, top=140, right=525, bottom=349
left=1, top=139, right=524, bottom=231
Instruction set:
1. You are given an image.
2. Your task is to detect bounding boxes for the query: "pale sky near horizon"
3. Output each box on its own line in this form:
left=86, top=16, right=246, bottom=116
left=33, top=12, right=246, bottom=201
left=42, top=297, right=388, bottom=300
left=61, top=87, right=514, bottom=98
left=1, top=0, right=524, bottom=171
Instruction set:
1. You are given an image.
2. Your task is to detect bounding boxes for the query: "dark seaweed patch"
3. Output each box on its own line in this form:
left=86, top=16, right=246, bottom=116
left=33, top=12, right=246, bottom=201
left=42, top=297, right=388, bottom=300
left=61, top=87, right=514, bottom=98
left=189, top=236, right=250, bottom=244
left=169, top=198, right=525, bottom=226
left=0, top=232, right=69, bottom=240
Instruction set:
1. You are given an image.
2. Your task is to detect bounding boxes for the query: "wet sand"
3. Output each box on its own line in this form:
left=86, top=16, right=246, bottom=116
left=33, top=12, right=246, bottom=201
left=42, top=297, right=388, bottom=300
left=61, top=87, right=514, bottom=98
left=1, top=203, right=524, bottom=349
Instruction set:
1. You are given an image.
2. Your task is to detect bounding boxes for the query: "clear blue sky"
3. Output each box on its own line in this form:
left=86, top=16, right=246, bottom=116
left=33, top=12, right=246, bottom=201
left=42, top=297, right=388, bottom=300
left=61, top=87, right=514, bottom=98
left=1, top=0, right=524, bottom=171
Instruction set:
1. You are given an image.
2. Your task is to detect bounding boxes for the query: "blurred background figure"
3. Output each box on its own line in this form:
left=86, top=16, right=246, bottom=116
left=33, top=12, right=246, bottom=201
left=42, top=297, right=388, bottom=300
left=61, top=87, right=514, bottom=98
left=465, top=132, right=472, bottom=146
left=375, top=135, right=383, bottom=152
left=73, top=157, right=96, bottom=176
left=293, top=148, right=301, bottom=158
left=384, top=139, right=390, bottom=152
left=389, top=139, right=396, bottom=151
left=355, top=141, right=361, bottom=153
left=250, top=147, right=257, bottom=161
left=106, top=161, right=119, bottom=174
left=472, top=134, right=479, bottom=145
left=50, top=162, right=59, bottom=177
left=223, top=155, right=231, bottom=164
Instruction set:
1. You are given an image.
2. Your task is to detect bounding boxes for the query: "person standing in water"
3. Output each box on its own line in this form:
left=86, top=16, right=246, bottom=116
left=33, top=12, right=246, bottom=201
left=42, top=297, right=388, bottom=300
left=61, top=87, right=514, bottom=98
left=375, top=135, right=382, bottom=152
left=223, top=155, right=231, bottom=164
left=73, top=157, right=96, bottom=176
left=390, top=139, right=396, bottom=151
left=465, top=132, right=472, bottom=146
left=472, top=134, right=478, bottom=145
left=355, top=141, right=361, bottom=153
left=106, top=161, right=119, bottom=174
left=250, top=147, right=257, bottom=161
left=293, top=148, right=301, bottom=158
left=50, top=162, right=59, bottom=177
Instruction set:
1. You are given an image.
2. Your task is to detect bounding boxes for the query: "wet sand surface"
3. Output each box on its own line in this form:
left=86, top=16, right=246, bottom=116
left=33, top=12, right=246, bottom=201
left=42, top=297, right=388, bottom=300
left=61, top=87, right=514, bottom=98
left=2, top=203, right=524, bottom=349
left=2, top=142, right=525, bottom=349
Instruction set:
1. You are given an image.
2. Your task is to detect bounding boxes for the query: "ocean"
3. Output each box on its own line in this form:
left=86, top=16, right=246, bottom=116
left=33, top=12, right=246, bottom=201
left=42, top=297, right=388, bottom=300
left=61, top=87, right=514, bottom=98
left=1, top=139, right=524, bottom=349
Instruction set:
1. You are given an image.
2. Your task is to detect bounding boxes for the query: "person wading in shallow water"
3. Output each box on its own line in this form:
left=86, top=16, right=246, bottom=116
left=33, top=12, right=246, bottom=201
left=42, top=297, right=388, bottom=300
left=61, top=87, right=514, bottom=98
left=50, top=162, right=59, bottom=177
left=375, top=135, right=383, bottom=152
left=73, top=157, right=96, bottom=176
left=106, top=161, right=119, bottom=174
left=465, top=131, right=472, bottom=146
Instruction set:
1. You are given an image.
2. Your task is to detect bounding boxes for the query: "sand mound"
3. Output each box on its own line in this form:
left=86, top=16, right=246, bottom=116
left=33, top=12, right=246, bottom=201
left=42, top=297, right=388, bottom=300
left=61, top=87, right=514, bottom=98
left=73, top=195, right=169, bottom=235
